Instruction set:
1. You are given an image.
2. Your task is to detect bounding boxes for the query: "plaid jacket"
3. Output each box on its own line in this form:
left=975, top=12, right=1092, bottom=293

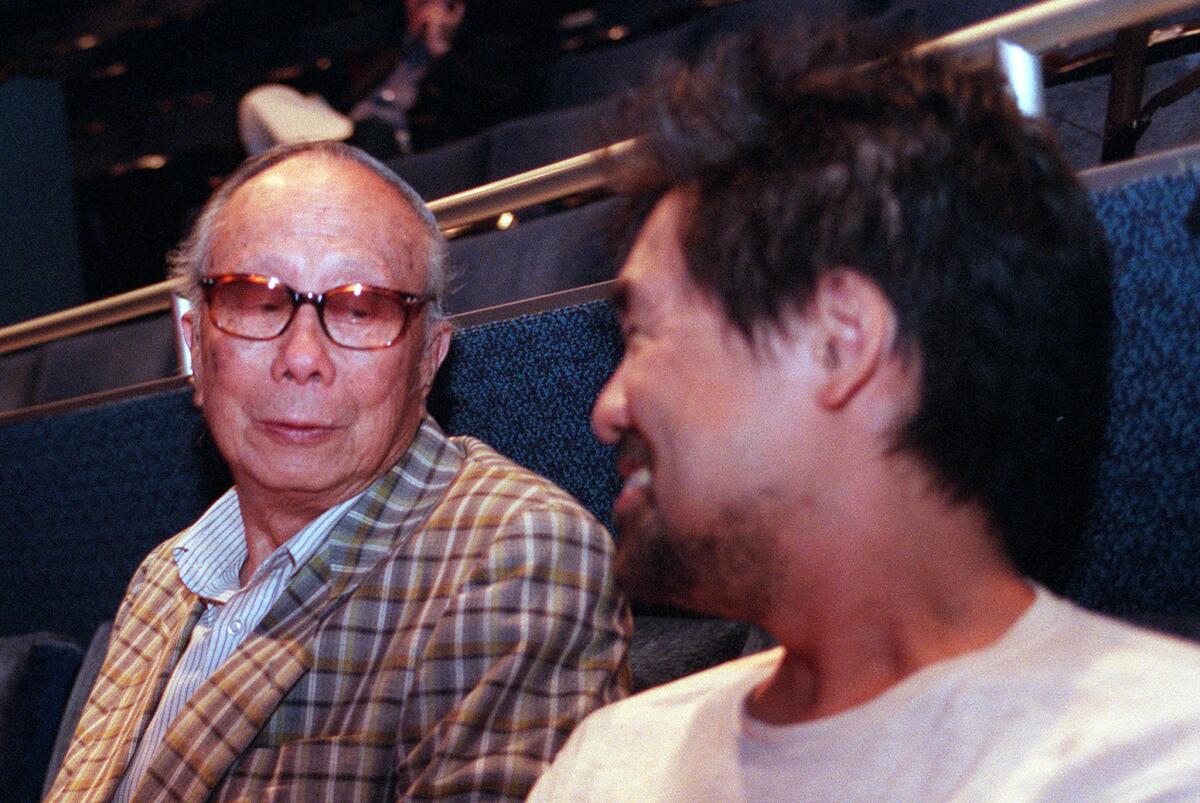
left=46, top=418, right=631, bottom=802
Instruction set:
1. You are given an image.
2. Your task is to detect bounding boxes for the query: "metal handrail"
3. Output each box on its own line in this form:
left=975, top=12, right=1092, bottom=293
left=914, top=0, right=1196, bottom=58
left=1, top=0, right=1195, bottom=357
left=429, top=138, right=639, bottom=230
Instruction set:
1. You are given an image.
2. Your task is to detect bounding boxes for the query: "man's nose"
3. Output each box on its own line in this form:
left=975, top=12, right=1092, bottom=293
left=592, top=366, right=630, bottom=445
left=273, top=304, right=335, bottom=385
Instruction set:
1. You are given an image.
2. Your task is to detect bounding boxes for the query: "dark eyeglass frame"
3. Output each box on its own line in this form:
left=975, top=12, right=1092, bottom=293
left=199, top=273, right=429, bottom=351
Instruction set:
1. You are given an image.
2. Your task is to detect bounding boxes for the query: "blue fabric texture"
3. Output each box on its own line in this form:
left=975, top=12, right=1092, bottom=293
left=483, top=99, right=624, bottom=184
left=385, top=132, right=488, bottom=202
left=0, top=390, right=230, bottom=645
left=1066, top=170, right=1200, bottom=616
left=429, top=299, right=623, bottom=532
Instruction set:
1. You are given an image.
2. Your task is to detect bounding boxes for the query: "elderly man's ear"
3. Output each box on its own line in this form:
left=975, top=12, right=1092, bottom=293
left=419, top=319, right=453, bottom=397
left=181, top=308, right=205, bottom=408
left=808, top=268, right=897, bottom=411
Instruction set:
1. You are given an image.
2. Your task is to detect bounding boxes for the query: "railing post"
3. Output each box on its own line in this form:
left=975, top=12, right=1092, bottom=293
left=1101, top=23, right=1151, bottom=162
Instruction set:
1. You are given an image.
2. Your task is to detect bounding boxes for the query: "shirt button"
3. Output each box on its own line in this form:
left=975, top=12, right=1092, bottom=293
left=228, top=619, right=244, bottom=635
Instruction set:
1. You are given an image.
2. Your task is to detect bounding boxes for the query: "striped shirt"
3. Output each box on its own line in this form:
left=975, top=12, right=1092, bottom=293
left=113, top=488, right=362, bottom=803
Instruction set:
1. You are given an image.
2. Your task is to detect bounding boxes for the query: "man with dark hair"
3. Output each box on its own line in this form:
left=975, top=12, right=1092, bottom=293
left=46, top=141, right=629, bottom=802
left=530, top=27, right=1200, bottom=800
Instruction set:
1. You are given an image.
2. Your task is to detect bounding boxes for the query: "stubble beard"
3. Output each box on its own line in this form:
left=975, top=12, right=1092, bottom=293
left=614, top=484, right=776, bottom=624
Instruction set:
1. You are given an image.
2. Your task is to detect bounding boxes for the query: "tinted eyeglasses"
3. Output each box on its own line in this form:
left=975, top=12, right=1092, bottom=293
left=199, top=273, right=428, bottom=350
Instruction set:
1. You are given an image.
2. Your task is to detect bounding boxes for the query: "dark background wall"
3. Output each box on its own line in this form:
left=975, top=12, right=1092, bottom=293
left=0, top=78, right=84, bottom=326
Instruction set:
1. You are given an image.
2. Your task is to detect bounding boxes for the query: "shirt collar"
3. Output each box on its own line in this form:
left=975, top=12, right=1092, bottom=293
left=173, top=486, right=365, bottom=602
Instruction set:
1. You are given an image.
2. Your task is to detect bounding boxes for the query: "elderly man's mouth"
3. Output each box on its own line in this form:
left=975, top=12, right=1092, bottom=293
left=258, top=420, right=341, bottom=444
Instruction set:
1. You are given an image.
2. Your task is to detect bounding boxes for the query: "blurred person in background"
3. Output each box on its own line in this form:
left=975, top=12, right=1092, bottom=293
left=239, top=1, right=466, bottom=158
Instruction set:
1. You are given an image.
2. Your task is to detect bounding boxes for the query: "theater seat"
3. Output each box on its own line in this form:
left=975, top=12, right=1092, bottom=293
left=483, top=98, right=625, bottom=184
left=0, top=632, right=83, bottom=803
left=0, top=348, right=40, bottom=412
left=445, top=198, right=622, bottom=314
left=630, top=615, right=773, bottom=693
left=31, top=313, right=178, bottom=406
left=543, top=23, right=693, bottom=111
left=386, top=132, right=489, bottom=202
left=1066, top=144, right=1200, bottom=616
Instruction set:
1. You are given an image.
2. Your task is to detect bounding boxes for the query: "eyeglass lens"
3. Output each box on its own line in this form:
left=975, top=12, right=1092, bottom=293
left=207, top=276, right=415, bottom=349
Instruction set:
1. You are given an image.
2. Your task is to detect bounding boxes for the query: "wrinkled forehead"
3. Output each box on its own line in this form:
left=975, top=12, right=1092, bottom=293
left=216, top=153, right=432, bottom=288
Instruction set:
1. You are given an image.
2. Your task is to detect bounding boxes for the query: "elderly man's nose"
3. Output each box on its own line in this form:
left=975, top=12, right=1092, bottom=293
left=274, top=304, right=335, bottom=384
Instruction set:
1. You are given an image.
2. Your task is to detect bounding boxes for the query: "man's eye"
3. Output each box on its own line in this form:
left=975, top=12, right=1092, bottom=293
left=332, top=298, right=381, bottom=323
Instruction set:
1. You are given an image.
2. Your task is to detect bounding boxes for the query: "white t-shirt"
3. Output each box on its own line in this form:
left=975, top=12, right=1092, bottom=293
left=530, top=588, right=1200, bottom=802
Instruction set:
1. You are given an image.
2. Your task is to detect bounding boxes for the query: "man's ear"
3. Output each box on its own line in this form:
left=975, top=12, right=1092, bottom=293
left=181, top=307, right=204, bottom=409
left=419, top=319, right=452, bottom=397
left=810, top=268, right=895, bottom=410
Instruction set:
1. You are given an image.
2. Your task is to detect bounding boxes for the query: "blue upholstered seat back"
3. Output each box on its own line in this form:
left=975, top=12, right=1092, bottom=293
left=428, top=297, right=623, bottom=530
left=0, top=632, right=83, bottom=802
left=0, top=389, right=227, bottom=646
left=1067, top=158, right=1200, bottom=615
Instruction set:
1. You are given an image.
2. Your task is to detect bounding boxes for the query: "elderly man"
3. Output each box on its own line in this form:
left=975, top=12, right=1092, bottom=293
left=47, top=141, right=629, bottom=802
left=530, top=27, right=1200, bottom=801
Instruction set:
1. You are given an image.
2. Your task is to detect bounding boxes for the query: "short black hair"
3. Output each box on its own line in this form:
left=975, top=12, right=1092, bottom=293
left=619, top=25, right=1114, bottom=585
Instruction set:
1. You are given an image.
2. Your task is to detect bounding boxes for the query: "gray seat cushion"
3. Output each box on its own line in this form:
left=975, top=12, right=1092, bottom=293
left=0, top=632, right=83, bottom=803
